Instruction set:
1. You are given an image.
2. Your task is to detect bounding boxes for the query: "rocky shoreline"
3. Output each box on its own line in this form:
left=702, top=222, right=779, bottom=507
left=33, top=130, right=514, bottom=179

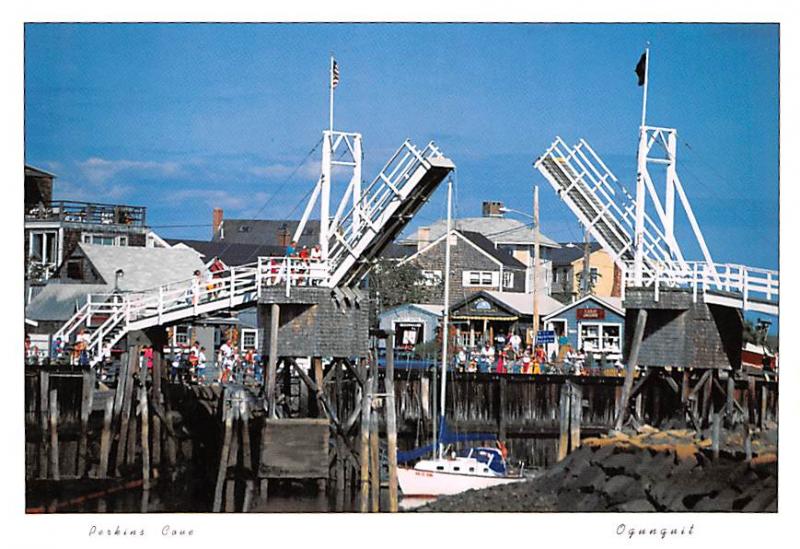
left=416, top=426, right=777, bottom=512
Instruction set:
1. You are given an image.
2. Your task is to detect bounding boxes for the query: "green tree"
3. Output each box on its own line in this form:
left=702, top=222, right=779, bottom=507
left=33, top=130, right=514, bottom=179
left=369, top=258, right=443, bottom=311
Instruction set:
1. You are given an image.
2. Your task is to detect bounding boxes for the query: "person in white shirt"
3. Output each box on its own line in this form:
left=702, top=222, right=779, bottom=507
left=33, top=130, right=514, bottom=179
left=510, top=333, right=522, bottom=353
left=218, top=340, right=234, bottom=383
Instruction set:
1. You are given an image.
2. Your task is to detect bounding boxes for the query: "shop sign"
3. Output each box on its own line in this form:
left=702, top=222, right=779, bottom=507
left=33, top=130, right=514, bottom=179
left=577, top=307, right=605, bottom=320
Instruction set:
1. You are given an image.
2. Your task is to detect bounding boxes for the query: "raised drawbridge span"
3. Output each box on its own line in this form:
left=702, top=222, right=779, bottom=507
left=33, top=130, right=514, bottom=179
left=534, top=128, right=778, bottom=316
left=55, top=132, right=454, bottom=363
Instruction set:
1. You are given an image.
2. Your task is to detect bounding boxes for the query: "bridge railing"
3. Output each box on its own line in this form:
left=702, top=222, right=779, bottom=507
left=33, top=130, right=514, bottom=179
left=622, top=260, right=779, bottom=306
left=257, top=256, right=330, bottom=296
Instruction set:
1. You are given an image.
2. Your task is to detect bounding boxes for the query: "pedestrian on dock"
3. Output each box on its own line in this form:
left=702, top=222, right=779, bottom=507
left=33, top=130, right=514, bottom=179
left=191, top=269, right=202, bottom=306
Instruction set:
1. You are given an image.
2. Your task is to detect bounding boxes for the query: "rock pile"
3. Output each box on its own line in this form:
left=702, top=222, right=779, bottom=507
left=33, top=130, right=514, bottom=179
left=417, top=426, right=777, bottom=512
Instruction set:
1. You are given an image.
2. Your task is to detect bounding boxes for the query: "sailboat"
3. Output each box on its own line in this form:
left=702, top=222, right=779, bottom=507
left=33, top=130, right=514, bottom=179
left=396, top=178, right=525, bottom=498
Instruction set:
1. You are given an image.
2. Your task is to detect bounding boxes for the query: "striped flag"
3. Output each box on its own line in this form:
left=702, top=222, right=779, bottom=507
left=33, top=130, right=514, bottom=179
left=331, top=59, right=340, bottom=89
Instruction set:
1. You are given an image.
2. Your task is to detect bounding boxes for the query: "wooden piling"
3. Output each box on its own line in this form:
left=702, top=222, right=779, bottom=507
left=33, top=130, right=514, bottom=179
left=151, top=352, right=162, bottom=470
left=385, top=335, right=399, bottom=513
left=498, top=376, right=508, bottom=442
left=359, top=361, right=372, bottom=512
left=77, top=370, right=94, bottom=477
left=759, top=384, right=768, bottom=430
left=240, top=399, right=254, bottom=513
left=267, top=303, right=280, bottom=418
left=681, top=369, right=690, bottom=403
left=213, top=401, right=234, bottom=513
left=615, top=308, right=647, bottom=430
left=743, top=389, right=752, bottom=463
left=702, top=369, right=713, bottom=427
left=557, top=382, right=570, bottom=461
left=711, top=409, right=721, bottom=461
left=48, top=389, right=59, bottom=481
left=97, top=397, right=114, bottom=478
left=139, top=384, right=150, bottom=491
left=225, top=404, right=240, bottom=513
left=725, top=372, right=735, bottom=427
left=115, top=349, right=138, bottom=475
left=569, top=382, right=582, bottom=451
left=335, top=360, right=345, bottom=510
left=38, top=371, right=49, bottom=479
left=369, top=377, right=380, bottom=513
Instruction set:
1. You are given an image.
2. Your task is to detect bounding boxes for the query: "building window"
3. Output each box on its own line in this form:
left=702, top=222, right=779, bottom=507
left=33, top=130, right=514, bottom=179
left=30, top=231, right=57, bottom=264
left=419, top=270, right=442, bottom=286
left=578, top=323, right=622, bottom=355
left=66, top=259, right=83, bottom=280
left=502, top=271, right=515, bottom=289
left=173, top=325, right=190, bottom=346
left=82, top=233, right=129, bottom=246
left=463, top=270, right=498, bottom=287
left=241, top=328, right=258, bottom=351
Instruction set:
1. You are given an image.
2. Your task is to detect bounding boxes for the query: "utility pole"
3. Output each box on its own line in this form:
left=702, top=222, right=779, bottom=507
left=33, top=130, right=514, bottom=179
left=532, top=185, right=541, bottom=347
left=580, top=225, right=592, bottom=298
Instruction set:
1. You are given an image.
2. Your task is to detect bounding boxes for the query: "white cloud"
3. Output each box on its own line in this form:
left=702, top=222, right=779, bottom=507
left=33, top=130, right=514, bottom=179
left=56, top=178, right=134, bottom=202
left=78, top=157, right=182, bottom=184
left=168, top=189, right=270, bottom=211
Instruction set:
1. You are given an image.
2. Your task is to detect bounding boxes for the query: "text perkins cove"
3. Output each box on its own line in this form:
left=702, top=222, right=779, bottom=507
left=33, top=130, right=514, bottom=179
left=88, top=525, right=194, bottom=537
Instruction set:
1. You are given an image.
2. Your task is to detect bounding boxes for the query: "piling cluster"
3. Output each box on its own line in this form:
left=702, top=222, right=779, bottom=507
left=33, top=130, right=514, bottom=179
left=417, top=425, right=778, bottom=512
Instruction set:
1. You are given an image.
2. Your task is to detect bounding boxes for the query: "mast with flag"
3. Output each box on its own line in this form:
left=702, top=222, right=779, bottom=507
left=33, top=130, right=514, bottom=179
left=329, top=56, right=340, bottom=131
left=633, top=45, right=650, bottom=286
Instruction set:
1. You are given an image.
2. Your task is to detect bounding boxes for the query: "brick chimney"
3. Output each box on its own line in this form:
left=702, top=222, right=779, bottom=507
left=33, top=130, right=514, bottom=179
left=212, top=208, right=223, bottom=239
left=417, top=227, right=431, bottom=251
left=482, top=201, right=504, bottom=217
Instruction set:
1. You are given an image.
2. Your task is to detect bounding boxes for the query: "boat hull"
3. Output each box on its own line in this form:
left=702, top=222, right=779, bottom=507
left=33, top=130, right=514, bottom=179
left=397, top=466, right=523, bottom=497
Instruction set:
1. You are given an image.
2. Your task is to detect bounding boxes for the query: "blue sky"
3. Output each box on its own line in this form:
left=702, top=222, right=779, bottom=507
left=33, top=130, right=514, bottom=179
left=25, top=23, right=778, bottom=271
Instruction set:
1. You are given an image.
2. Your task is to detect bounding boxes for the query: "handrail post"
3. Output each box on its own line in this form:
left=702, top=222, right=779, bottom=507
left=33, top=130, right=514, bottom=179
left=692, top=262, right=698, bottom=302
left=285, top=258, right=291, bottom=298
left=230, top=269, right=236, bottom=307
left=654, top=265, right=660, bottom=302
left=743, top=269, right=749, bottom=310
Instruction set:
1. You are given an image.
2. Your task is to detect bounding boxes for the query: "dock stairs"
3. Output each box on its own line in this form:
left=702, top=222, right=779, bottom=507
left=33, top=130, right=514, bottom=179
left=54, top=138, right=454, bottom=364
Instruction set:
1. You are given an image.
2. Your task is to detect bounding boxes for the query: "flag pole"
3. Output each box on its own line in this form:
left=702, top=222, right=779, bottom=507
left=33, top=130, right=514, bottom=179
left=640, top=47, right=649, bottom=128
left=329, top=55, right=335, bottom=132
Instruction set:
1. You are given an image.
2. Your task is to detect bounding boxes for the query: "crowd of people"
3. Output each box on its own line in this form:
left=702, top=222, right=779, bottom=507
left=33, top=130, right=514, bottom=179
left=264, top=240, right=324, bottom=286
left=167, top=339, right=263, bottom=386
left=452, top=331, right=624, bottom=376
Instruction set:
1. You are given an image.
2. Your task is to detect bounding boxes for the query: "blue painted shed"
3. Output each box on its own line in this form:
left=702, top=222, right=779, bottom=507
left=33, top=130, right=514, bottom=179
left=542, top=295, right=625, bottom=360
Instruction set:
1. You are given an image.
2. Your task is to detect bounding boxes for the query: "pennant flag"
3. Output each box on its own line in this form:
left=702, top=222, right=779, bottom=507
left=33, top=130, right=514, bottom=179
left=331, top=59, right=340, bottom=89
left=635, top=52, right=647, bottom=86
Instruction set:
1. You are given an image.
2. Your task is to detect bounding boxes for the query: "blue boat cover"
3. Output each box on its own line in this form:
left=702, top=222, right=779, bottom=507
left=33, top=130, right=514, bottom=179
left=396, top=417, right=498, bottom=464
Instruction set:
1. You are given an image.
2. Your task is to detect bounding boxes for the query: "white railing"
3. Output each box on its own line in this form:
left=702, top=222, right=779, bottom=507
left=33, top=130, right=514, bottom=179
left=622, top=260, right=779, bottom=308
left=257, top=256, right=330, bottom=296
left=536, top=137, right=680, bottom=272
left=55, top=255, right=334, bottom=363
left=327, top=140, right=442, bottom=286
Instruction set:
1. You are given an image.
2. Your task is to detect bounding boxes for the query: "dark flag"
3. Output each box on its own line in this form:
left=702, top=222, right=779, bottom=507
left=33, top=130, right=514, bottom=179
left=635, top=52, right=647, bottom=86
left=331, top=59, right=340, bottom=89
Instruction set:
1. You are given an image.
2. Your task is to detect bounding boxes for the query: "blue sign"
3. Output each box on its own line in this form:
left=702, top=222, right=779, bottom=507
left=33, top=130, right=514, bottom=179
left=536, top=330, right=556, bottom=344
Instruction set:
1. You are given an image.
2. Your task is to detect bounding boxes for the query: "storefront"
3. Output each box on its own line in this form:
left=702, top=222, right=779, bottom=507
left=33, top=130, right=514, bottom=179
left=378, top=304, right=443, bottom=350
left=543, top=295, right=625, bottom=360
left=449, top=290, right=562, bottom=350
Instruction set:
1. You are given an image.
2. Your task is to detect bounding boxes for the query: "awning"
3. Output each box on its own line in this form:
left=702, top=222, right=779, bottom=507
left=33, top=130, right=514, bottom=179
left=451, top=315, right=518, bottom=322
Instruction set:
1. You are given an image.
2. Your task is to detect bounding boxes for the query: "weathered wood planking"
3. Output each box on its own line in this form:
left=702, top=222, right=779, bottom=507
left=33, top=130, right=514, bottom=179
left=259, top=418, right=329, bottom=479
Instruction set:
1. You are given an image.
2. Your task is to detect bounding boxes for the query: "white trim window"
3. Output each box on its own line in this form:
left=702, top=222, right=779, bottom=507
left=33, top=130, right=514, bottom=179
left=502, top=271, right=515, bottom=289
left=82, top=233, right=129, bottom=246
left=241, top=328, right=259, bottom=351
left=172, top=325, right=190, bottom=347
left=28, top=230, right=58, bottom=277
left=462, top=270, right=499, bottom=287
left=578, top=322, right=622, bottom=355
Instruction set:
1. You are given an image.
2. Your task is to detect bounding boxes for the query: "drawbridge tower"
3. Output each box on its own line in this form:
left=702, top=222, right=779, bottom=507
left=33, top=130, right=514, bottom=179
left=534, top=48, right=778, bottom=429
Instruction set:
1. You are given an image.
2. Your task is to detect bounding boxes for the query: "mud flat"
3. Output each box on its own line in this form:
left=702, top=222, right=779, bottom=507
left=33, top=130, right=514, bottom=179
left=417, top=426, right=778, bottom=512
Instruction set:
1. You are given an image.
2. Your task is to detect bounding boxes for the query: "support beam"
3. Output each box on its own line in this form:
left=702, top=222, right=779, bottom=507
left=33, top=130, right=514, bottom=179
left=557, top=383, right=570, bottom=461
left=385, top=336, right=399, bottom=513
left=614, top=309, right=647, bottom=430
left=359, top=361, right=372, bottom=513
left=48, top=389, right=59, bottom=481
left=569, top=382, right=583, bottom=451
left=77, top=370, right=94, bottom=478
left=38, top=371, right=49, bottom=479
left=97, top=397, right=114, bottom=478
left=267, top=303, right=279, bottom=418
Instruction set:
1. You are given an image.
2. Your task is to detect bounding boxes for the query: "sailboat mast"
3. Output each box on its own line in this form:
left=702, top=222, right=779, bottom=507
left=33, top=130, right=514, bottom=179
left=438, top=178, right=453, bottom=460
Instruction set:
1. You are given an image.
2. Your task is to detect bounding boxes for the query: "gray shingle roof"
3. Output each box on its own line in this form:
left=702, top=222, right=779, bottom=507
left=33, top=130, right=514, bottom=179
left=216, top=219, right=320, bottom=247
left=26, top=283, right=108, bottom=322
left=460, top=231, right=527, bottom=269
left=404, top=217, right=559, bottom=248
left=550, top=241, right=603, bottom=266
left=79, top=243, right=206, bottom=291
left=166, top=238, right=285, bottom=266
